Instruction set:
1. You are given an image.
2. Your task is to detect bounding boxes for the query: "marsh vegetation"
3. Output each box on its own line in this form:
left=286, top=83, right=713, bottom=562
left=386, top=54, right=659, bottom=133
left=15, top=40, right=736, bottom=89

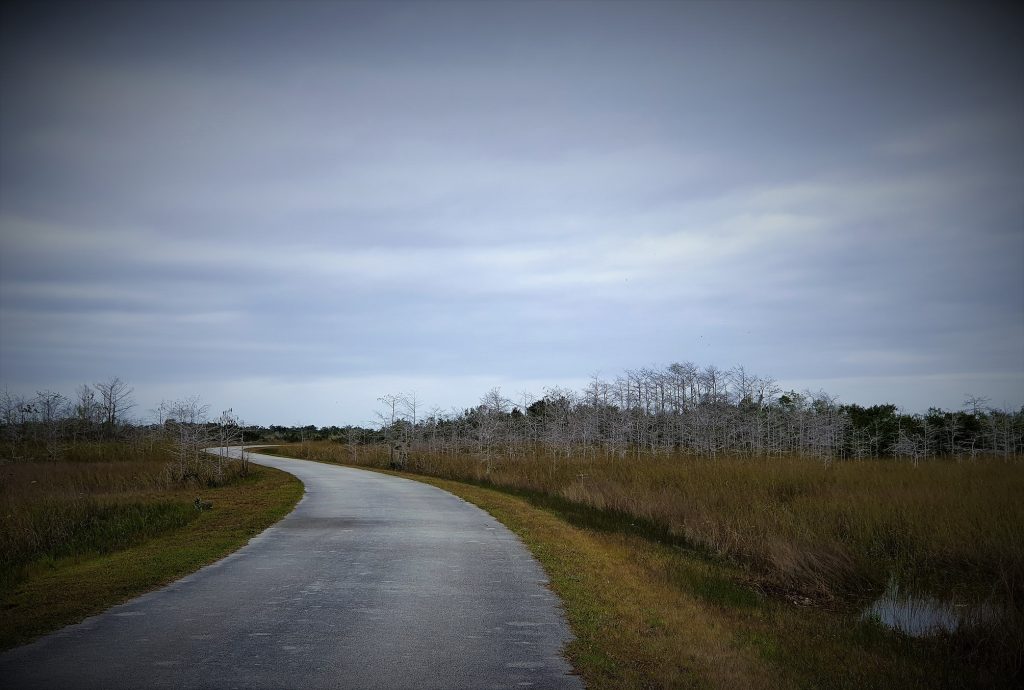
left=270, top=361, right=1023, bottom=684
left=0, top=381, right=302, bottom=648
left=280, top=442, right=1022, bottom=603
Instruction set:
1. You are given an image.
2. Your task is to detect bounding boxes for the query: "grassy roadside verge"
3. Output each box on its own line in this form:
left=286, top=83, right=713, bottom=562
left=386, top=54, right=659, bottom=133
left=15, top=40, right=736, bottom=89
left=260, top=446, right=1009, bottom=688
left=0, top=463, right=303, bottom=650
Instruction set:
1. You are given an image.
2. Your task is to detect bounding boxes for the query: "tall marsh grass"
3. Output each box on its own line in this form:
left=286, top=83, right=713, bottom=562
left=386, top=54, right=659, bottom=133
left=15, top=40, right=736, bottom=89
left=276, top=441, right=1024, bottom=604
left=0, top=441, right=240, bottom=589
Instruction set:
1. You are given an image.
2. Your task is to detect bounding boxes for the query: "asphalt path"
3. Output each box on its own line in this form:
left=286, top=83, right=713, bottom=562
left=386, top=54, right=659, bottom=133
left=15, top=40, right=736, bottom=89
left=0, top=449, right=582, bottom=689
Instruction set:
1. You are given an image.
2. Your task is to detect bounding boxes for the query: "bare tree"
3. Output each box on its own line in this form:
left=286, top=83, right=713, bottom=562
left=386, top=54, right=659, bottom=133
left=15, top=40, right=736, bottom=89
left=399, top=391, right=422, bottom=460
left=95, top=377, right=134, bottom=436
left=363, top=362, right=1020, bottom=464
left=213, top=408, right=246, bottom=479
left=377, top=394, right=408, bottom=469
left=477, top=388, right=512, bottom=473
left=0, top=389, right=26, bottom=447
left=159, top=396, right=213, bottom=483
left=35, top=390, right=69, bottom=460
left=72, top=384, right=102, bottom=439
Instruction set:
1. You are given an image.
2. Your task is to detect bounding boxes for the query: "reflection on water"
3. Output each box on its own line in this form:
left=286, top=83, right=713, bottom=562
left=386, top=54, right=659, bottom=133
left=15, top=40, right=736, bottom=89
left=862, top=579, right=999, bottom=637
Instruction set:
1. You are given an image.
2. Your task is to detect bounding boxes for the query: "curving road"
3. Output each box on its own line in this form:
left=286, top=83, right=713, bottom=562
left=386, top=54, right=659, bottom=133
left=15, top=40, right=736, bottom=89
left=0, top=449, right=582, bottom=689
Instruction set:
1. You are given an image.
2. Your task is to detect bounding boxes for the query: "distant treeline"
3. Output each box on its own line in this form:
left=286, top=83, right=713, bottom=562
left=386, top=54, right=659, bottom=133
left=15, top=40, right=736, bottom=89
left=3, top=364, right=1022, bottom=461
left=0, top=380, right=251, bottom=482
left=368, top=364, right=1023, bottom=462
left=0, top=379, right=369, bottom=459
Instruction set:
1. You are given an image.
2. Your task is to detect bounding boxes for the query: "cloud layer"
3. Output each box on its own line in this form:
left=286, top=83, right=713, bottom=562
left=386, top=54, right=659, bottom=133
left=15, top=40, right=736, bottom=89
left=2, top=2, right=1022, bottom=424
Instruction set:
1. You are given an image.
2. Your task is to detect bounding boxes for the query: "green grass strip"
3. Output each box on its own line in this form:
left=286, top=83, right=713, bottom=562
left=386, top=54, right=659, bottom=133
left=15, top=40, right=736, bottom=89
left=0, top=466, right=302, bottom=650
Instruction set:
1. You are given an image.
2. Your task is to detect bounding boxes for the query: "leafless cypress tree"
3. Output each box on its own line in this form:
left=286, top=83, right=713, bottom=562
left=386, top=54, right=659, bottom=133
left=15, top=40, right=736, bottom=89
left=371, top=362, right=1021, bottom=463
left=95, top=377, right=134, bottom=437
left=159, top=396, right=214, bottom=483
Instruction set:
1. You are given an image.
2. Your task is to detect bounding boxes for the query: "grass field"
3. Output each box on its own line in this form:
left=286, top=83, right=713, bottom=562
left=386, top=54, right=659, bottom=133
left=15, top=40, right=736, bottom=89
left=0, top=443, right=303, bottom=649
left=271, top=442, right=1024, bottom=599
left=266, top=442, right=1023, bottom=687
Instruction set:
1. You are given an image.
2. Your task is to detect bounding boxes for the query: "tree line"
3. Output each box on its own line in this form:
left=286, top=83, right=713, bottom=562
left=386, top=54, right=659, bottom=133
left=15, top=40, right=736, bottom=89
left=0, top=378, right=367, bottom=459
left=372, top=364, right=1023, bottom=463
left=4, top=365, right=1020, bottom=464
left=0, top=378, right=252, bottom=483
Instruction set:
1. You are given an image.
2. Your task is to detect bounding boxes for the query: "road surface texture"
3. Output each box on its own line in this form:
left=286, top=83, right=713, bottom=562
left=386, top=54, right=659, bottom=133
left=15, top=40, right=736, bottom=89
left=0, top=449, right=582, bottom=689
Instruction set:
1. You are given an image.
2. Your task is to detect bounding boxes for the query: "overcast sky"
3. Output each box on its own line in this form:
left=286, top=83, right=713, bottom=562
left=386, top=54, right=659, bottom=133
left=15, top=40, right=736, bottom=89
left=1, top=1, right=1022, bottom=426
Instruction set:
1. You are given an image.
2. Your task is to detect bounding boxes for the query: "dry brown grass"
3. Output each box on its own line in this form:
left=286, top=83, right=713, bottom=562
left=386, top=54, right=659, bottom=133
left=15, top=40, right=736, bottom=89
left=332, top=467, right=994, bottom=688
left=277, top=442, right=1024, bottom=604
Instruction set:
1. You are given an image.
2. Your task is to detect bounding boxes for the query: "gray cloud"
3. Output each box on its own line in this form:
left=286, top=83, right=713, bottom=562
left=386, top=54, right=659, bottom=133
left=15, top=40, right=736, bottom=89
left=2, top=1, right=1021, bottom=424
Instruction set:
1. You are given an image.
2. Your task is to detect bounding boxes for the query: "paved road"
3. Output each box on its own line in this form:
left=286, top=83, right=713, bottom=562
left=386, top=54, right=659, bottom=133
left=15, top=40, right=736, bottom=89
left=0, top=449, right=582, bottom=689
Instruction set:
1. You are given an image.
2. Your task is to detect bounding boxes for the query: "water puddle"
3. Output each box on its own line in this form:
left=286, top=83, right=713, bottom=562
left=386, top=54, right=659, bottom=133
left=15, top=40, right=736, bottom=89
left=861, top=579, right=1001, bottom=637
